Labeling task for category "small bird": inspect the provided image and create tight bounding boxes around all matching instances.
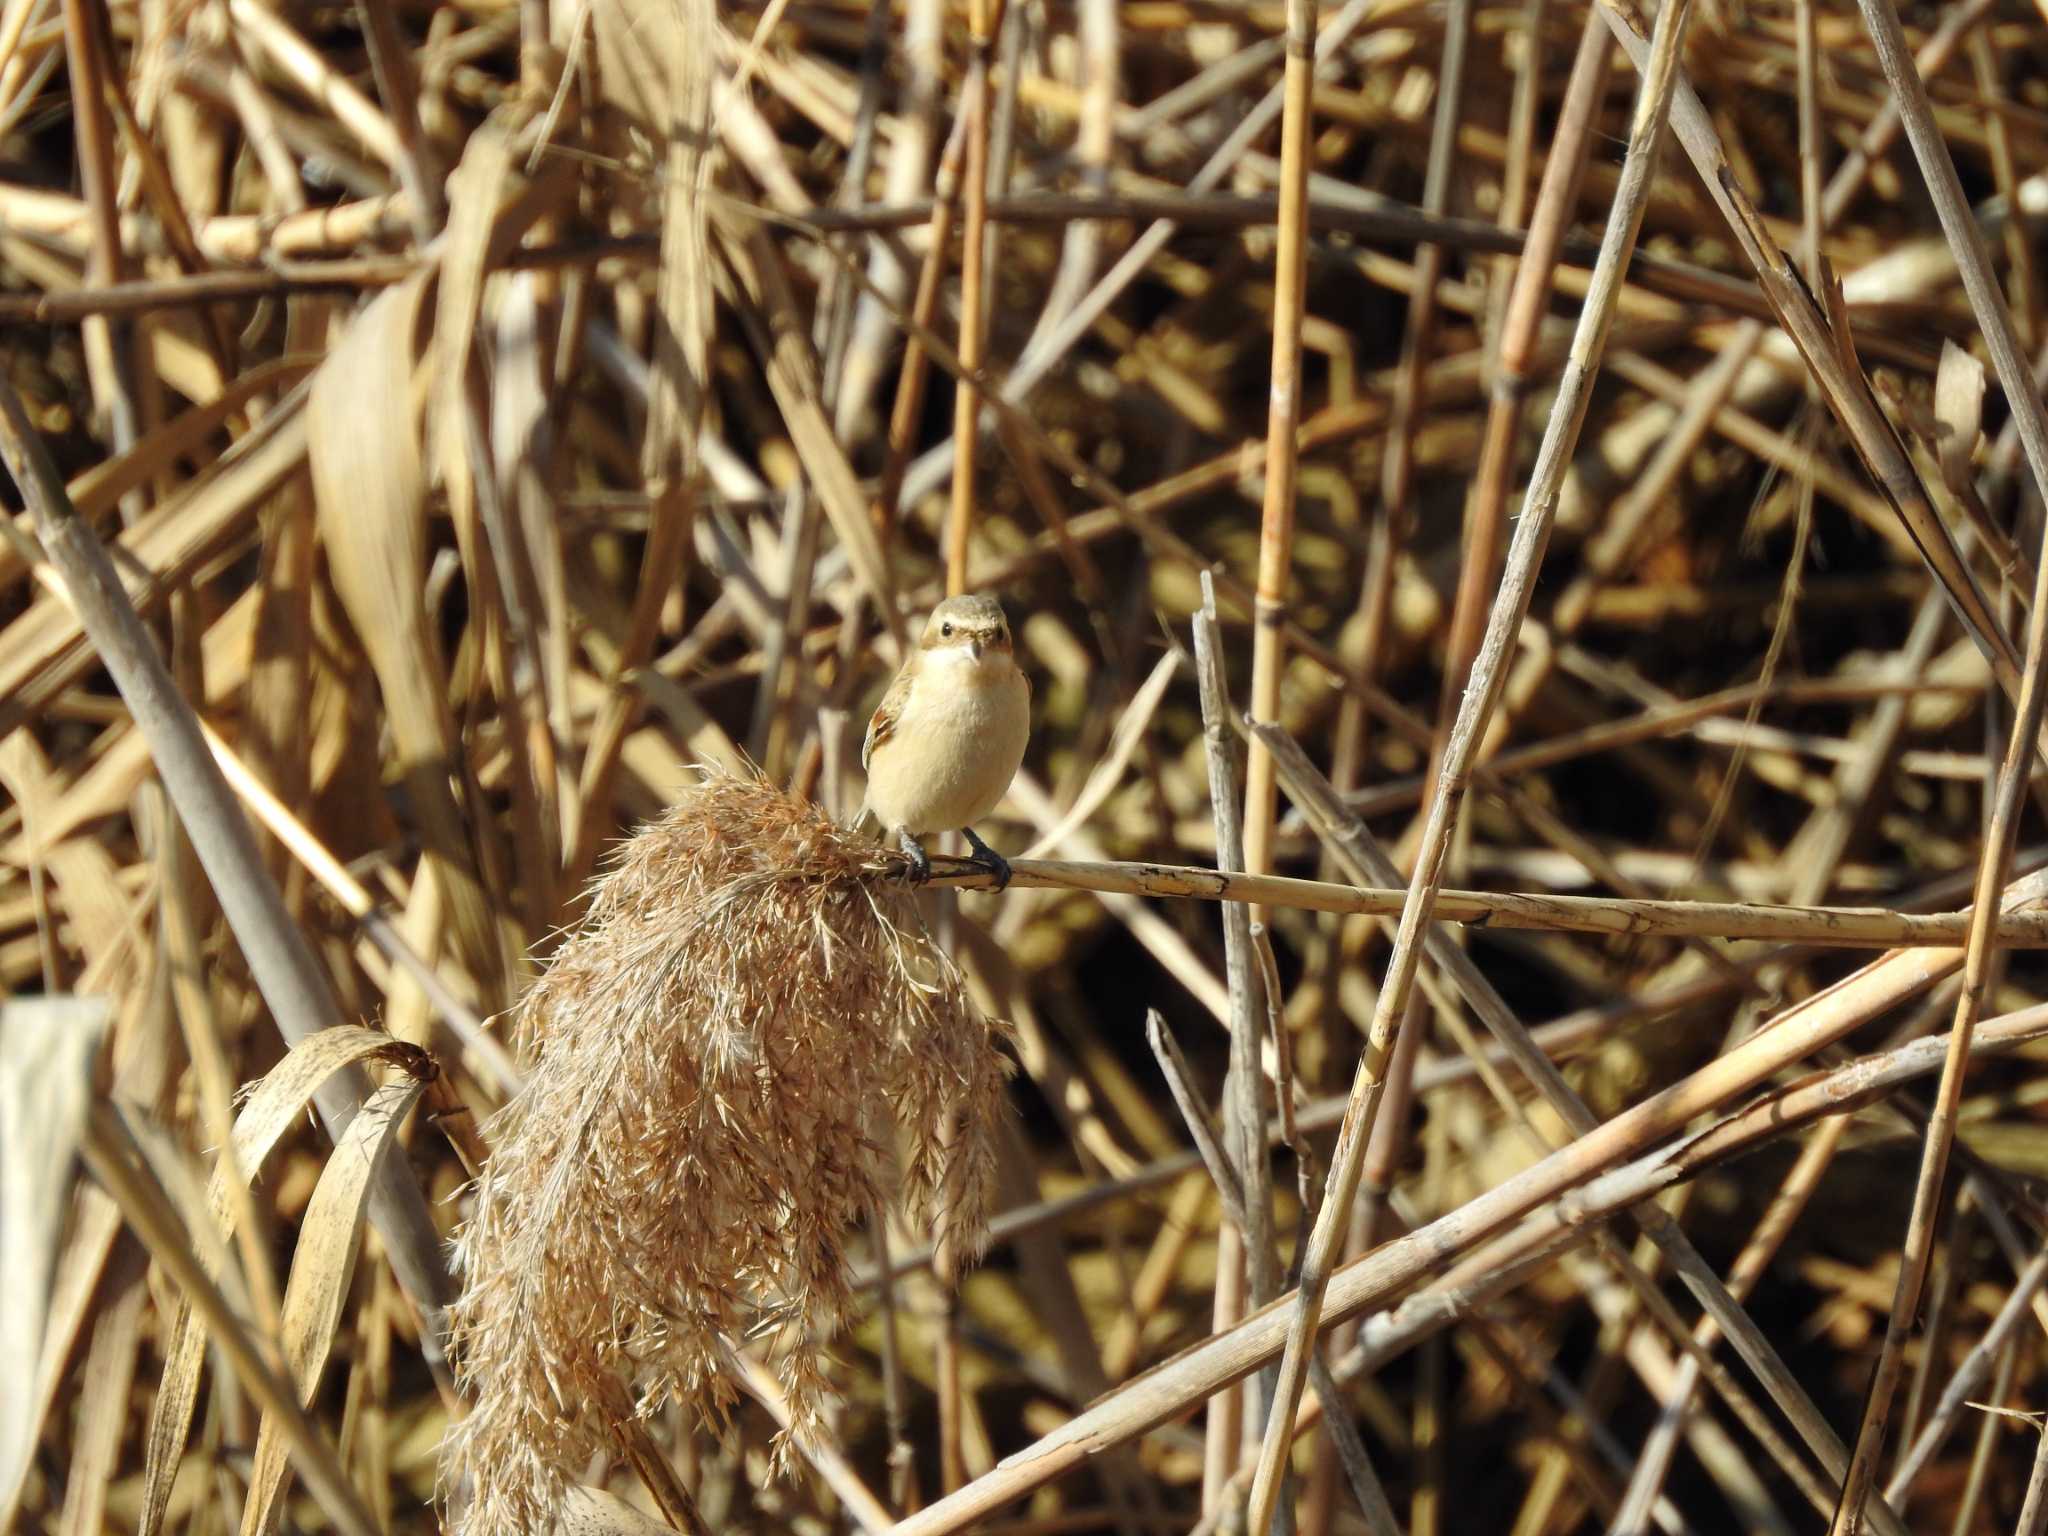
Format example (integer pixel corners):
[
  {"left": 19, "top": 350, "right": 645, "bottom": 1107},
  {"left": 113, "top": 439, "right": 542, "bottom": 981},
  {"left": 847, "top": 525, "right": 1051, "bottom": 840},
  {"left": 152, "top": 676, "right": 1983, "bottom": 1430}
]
[{"left": 859, "top": 593, "right": 1032, "bottom": 889}]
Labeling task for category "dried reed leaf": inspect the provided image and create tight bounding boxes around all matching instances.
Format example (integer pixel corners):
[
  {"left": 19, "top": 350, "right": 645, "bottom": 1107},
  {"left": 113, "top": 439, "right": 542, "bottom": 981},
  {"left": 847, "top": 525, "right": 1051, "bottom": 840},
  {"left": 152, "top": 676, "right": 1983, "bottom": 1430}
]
[
  {"left": 0, "top": 1186, "right": 120, "bottom": 1526},
  {"left": 639, "top": 0, "right": 712, "bottom": 499},
  {"left": 54, "top": 1242, "right": 145, "bottom": 1536},
  {"left": 719, "top": 224, "right": 900, "bottom": 635},
  {"left": 0, "top": 725, "right": 149, "bottom": 862},
  {"left": 0, "top": 997, "right": 109, "bottom": 1509},
  {"left": 0, "top": 359, "right": 305, "bottom": 597},
  {"left": 241, "top": 1074, "right": 428, "bottom": 1536},
  {"left": 440, "top": 770, "right": 1010, "bottom": 1534},
  {"left": 0, "top": 733, "right": 132, "bottom": 977},
  {"left": 586, "top": 0, "right": 671, "bottom": 131},
  {"left": 492, "top": 271, "right": 571, "bottom": 838},
  {"left": 138, "top": 1026, "right": 431, "bottom": 1536},
  {"left": 307, "top": 272, "right": 503, "bottom": 998}
]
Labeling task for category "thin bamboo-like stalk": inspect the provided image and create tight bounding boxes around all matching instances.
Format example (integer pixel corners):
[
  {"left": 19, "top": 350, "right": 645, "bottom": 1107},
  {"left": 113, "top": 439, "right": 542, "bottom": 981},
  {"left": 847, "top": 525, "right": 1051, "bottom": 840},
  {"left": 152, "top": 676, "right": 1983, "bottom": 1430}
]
[
  {"left": 1431, "top": 5, "right": 1609, "bottom": 780},
  {"left": 869, "top": 107, "right": 970, "bottom": 543},
  {"left": 1347, "top": 0, "right": 1472, "bottom": 788},
  {"left": 945, "top": 0, "right": 1000, "bottom": 597},
  {"left": 1246, "top": 9, "right": 1695, "bottom": 1516},
  {"left": 1239, "top": 0, "right": 1318, "bottom": 932},
  {"left": 921, "top": 853, "right": 2048, "bottom": 949},
  {"left": 61, "top": 0, "right": 139, "bottom": 493}
]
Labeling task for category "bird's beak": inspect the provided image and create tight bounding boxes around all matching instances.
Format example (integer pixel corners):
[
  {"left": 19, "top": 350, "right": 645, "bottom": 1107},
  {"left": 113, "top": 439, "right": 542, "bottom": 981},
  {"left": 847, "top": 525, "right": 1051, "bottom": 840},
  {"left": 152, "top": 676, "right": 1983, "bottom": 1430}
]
[{"left": 969, "top": 638, "right": 984, "bottom": 662}]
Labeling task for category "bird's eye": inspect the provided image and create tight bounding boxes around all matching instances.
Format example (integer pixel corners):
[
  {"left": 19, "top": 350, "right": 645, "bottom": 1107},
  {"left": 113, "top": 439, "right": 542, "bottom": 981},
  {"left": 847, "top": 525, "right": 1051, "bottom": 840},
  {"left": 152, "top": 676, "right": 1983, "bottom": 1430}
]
[{"left": 941, "top": 622, "right": 954, "bottom": 637}]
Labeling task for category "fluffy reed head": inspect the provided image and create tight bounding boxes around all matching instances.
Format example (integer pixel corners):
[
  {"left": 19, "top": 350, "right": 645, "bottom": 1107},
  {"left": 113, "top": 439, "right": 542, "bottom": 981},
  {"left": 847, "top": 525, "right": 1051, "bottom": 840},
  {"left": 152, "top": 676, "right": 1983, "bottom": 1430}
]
[{"left": 438, "top": 769, "right": 1011, "bottom": 1533}]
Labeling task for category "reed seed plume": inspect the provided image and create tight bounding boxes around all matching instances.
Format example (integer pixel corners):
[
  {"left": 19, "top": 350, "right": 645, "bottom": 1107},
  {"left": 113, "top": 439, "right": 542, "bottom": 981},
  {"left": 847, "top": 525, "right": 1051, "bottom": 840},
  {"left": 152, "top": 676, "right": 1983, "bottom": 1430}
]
[{"left": 439, "top": 769, "right": 1011, "bottom": 1533}]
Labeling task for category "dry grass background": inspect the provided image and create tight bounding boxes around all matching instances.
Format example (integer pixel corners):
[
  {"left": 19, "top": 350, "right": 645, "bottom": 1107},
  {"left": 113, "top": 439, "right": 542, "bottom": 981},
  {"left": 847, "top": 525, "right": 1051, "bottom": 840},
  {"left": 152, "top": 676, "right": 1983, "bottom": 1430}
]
[{"left": 7, "top": 0, "right": 2048, "bottom": 1532}]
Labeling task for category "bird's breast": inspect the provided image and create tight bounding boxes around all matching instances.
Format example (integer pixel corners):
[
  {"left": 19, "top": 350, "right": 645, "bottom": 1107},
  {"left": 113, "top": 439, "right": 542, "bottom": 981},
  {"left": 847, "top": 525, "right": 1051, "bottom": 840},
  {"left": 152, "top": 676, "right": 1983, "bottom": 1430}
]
[{"left": 866, "top": 660, "right": 1030, "bottom": 835}]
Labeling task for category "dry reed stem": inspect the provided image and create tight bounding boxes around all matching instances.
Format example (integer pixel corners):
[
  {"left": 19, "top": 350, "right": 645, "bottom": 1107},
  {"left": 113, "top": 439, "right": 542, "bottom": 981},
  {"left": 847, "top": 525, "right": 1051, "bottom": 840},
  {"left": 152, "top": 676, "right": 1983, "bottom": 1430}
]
[
  {"left": 1247, "top": 10, "right": 1699, "bottom": 1516},
  {"left": 1238, "top": 0, "right": 1317, "bottom": 928},
  {"left": 0, "top": 370, "right": 458, "bottom": 1365},
  {"left": 1192, "top": 576, "right": 1277, "bottom": 1513},
  {"left": 894, "top": 984, "right": 2048, "bottom": 1536},
  {"left": 15, "top": 4, "right": 2048, "bottom": 1530},
  {"left": 925, "top": 853, "right": 2048, "bottom": 948},
  {"left": 944, "top": 0, "right": 998, "bottom": 599},
  {"left": 1827, "top": 0, "right": 2048, "bottom": 1524},
  {"left": 440, "top": 770, "right": 1009, "bottom": 1533}
]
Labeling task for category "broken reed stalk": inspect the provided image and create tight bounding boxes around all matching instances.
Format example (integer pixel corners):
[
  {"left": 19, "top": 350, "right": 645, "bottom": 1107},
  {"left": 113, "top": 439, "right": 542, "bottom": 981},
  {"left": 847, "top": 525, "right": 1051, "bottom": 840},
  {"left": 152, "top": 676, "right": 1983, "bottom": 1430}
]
[
  {"left": 1243, "top": 1, "right": 1697, "bottom": 1521},
  {"left": 439, "top": 770, "right": 1009, "bottom": 1534},
  {"left": 1192, "top": 575, "right": 1280, "bottom": 1515},
  {"left": 1827, "top": 0, "right": 2048, "bottom": 1525}
]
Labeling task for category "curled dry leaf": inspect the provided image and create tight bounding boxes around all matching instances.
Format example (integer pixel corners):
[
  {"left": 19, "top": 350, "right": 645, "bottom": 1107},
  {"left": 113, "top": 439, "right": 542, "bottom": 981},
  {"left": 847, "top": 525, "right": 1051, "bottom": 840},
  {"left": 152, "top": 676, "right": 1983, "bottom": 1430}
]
[
  {"left": 138, "top": 1026, "right": 434, "bottom": 1536},
  {"left": 439, "top": 769, "right": 1011, "bottom": 1535},
  {"left": 240, "top": 1073, "right": 429, "bottom": 1536}
]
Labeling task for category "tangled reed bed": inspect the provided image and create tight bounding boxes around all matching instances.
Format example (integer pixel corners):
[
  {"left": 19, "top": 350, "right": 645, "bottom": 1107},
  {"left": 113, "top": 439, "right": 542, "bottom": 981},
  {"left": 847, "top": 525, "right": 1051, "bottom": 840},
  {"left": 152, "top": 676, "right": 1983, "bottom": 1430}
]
[
  {"left": 7, "top": 0, "right": 2048, "bottom": 1533},
  {"left": 442, "top": 772, "right": 1009, "bottom": 1534}
]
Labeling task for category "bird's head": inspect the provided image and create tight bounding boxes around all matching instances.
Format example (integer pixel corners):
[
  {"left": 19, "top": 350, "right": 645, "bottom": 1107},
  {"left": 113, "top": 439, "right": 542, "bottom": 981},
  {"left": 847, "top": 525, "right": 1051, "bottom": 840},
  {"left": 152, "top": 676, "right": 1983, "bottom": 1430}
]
[{"left": 919, "top": 593, "right": 1014, "bottom": 664}]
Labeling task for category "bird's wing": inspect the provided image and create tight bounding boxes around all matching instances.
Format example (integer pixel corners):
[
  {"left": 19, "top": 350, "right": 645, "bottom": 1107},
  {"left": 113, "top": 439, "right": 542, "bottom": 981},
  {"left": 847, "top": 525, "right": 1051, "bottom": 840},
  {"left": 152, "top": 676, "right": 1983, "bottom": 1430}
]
[{"left": 862, "top": 665, "right": 916, "bottom": 772}]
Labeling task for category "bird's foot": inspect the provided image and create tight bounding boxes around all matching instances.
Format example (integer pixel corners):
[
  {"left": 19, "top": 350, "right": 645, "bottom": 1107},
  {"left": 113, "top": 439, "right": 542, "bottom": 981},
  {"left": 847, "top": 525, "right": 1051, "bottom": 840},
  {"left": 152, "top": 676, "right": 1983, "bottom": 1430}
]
[
  {"left": 895, "top": 828, "right": 932, "bottom": 884},
  {"left": 962, "top": 827, "right": 1012, "bottom": 892}
]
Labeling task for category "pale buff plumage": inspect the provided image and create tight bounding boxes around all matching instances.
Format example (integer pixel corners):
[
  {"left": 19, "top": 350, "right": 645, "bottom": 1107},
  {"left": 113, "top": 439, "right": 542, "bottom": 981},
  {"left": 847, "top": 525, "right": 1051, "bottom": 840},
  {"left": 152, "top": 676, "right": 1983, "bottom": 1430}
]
[{"left": 859, "top": 593, "right": 1031, "bottom": 885}]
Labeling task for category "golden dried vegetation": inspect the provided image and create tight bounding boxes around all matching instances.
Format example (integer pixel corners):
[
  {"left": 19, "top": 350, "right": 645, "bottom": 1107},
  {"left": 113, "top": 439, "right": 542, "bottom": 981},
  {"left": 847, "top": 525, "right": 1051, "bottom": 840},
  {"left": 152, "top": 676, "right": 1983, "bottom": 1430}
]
[{"left": 6, "top": 0, "right": 2048, "bottom": 1534}]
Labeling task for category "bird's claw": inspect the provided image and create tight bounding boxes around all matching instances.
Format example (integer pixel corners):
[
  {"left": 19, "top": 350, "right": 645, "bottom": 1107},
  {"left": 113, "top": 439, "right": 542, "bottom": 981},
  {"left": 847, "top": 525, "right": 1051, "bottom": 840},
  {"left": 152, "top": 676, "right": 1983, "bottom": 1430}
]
[
  {"left": 895, "top": 829, "right": 932, "bottom": 884},
  {"left": 963, "top": 828, "right": 1012, "bottom": 892}
]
